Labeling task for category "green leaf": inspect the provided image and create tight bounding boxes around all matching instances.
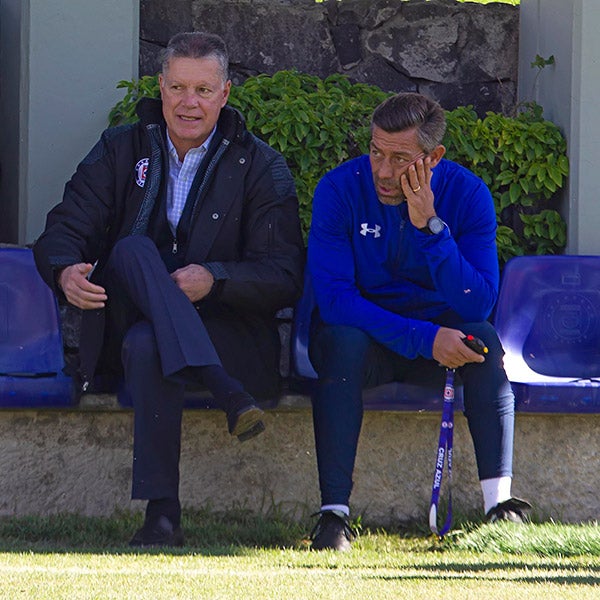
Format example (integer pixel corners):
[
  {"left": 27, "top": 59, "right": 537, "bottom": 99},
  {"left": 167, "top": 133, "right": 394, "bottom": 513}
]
[{"left": 509, "top": 182, "right": 521, "bottom": 204}]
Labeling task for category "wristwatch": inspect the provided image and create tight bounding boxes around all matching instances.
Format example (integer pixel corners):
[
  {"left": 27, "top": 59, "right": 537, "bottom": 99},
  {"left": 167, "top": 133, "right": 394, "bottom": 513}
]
[{"left": 420, "top": 216, "right": 446, "bottom": 235}]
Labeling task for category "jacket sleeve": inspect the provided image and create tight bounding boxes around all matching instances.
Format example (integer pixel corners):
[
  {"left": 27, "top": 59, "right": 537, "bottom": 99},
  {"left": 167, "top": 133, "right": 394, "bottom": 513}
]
[
  {"left": 33, "top": 129, "right": 120, "bottom": 293},
  {"left": 203, "top": 150, "right": 305, "bottom": 314},
  {"left": 415, "top": 179, "right": 499, "bottom": 322},
  {"left": 308, "top": 175, "right": 439, "bottom": 360}
]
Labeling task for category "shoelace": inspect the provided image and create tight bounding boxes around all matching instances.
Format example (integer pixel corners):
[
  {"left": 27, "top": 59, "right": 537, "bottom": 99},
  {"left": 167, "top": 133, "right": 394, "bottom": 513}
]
[{"left": 309, "top": 510, "right": 356, "bottom": 541}]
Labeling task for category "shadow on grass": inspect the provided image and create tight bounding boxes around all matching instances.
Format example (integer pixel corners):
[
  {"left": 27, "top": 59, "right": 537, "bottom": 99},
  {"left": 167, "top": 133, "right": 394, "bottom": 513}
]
[
  {"left": 0, "top": 505, "right": 448, "bottom": 556},
  {"left": 0, "top": 509, "right": 449, "bottom": 556},
  {"left": 366, "top": 570, "right": 600, "bottom": 586},
  {"left": 2, "top": 510, "right": 599, "bottom": 565},
  {"left": 0, "top": 509, "right": 313, "bottom": 555}
]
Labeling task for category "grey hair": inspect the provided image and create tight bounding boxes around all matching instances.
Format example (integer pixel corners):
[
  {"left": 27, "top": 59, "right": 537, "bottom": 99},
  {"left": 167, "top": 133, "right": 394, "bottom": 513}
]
[
  {"left": 159, "top": 31, "right": 229, "bottom": 82},
  {"left": 371, "top": 93, "right": 447, "bottom": 153}
]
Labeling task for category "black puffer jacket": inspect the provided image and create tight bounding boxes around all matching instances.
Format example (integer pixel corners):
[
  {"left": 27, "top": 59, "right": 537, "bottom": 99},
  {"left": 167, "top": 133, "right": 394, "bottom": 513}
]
[{"left": 34, "top": 98, "right": 305, "bottom": 398}]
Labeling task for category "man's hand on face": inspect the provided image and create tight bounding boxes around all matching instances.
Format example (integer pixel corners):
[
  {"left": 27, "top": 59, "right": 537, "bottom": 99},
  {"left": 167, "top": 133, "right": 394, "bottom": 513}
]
[
  {"left": 58, "top": 263, "right": 107, "bottom": 310},
  {"left": 170, "top": 264, "right": 215, "bottom": 303},
  {"left": 400, "top": 156, "right": 437, "bottom": 230},
  {"left": 432, "top": 327, "right": 486, "bottom": 370}
]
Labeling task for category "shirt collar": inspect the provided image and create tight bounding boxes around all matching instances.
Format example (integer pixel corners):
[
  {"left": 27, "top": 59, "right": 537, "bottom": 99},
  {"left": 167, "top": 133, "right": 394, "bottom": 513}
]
[{"left": 166, "top": 126, "right": 217, "bottom": 165}]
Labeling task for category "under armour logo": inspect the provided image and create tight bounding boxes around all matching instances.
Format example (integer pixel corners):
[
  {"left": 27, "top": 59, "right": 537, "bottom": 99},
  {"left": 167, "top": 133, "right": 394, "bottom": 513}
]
[{"left": 360, "top": 223, "right": 381, "bottom": 237}]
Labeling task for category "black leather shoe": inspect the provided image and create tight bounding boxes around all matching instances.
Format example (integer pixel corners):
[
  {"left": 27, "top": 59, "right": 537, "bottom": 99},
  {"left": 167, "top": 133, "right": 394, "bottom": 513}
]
[
  {"left": 486, "top": 497, "right": 532, "bottom": 523},
  {"left": 129, "top": 515, "right": 185, "bottom": 548},
  {"left": 226, "top": 392, "right": 265, "bottom": 442},
  {"left": 310, "top": 510, "right": 355, "bottom": 551}
]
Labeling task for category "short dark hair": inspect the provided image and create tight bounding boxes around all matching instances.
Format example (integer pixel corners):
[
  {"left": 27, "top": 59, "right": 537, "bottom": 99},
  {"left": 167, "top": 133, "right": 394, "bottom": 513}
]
[
  {"left": 371, "top": 93, "right": 447, "bottom": 153},
  {"left": 159, "top": 32, "right": 229, "bottom": 82}
]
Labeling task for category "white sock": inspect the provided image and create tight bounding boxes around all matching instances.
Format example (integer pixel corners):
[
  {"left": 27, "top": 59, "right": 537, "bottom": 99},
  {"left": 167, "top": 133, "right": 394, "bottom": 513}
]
[
  {"left": 321, "top": 504, "right": 350, "bottom": 516},
  {"left": 480, "top": 476, "right": 512, "bottom": 514}
]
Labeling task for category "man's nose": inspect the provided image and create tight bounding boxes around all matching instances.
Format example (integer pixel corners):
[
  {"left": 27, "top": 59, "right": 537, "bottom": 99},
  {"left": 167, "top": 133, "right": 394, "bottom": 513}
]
[
  {"left": 377, "top": 158, "right": 394, "bottom": 179},
  {"left": 181, "top": 90, "right": 199, "bottom": 106}
]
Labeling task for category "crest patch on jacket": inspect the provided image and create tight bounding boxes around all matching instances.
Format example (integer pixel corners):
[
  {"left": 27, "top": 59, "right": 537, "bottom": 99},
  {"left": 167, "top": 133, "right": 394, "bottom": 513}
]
[{"left": 135, "top": 158, "right": 149, "bottom": 188}]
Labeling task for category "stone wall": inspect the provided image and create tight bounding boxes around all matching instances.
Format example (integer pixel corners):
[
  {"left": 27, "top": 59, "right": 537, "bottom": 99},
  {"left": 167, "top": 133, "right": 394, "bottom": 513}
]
[{"left": 140, "top": 0, "right": 519, "bottom": 115}]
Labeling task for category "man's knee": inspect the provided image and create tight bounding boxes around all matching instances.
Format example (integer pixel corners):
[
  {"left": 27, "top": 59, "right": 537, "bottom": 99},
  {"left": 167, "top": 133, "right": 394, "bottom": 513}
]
[
  {"left": 461, "top": 321, "right": 504, "bottom": 357},
  {"left": 459, "top": 321, "right": 513, "bottom": 409},
  {"left": 108, "top": 235, "right": 156, "bottom": 271},
  {"left": 310, "top": 324, "right": 371, "bottom": 374}
]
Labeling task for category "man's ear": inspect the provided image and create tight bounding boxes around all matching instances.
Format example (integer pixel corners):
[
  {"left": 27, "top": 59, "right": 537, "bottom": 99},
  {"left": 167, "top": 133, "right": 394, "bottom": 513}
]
[
  {"left": 429, "top": 145, "right": 446, "bottom": 168},
  {"left": 221, "top": 80, "right": 232, "bottom": 107}
]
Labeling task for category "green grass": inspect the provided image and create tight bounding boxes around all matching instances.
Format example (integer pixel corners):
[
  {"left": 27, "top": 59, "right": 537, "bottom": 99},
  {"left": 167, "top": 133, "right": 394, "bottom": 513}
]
[{"left": 0, "top": 511, "right": 599, "bottom": 599}]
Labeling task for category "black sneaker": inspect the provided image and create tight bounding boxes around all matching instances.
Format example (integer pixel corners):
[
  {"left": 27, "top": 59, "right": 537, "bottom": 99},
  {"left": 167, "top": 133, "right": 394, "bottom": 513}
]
[
  {"left": 310, "top": 510, "right": 355, "bottom": 551},
  {"left": 129, "top": 515, "right": 185, "bottom": 548},
  {"left": 226, "top": 392, "right": 266, "bottom": 442},
  {"left": 485, "top": 497, "right": 532, "bottom": 523}
]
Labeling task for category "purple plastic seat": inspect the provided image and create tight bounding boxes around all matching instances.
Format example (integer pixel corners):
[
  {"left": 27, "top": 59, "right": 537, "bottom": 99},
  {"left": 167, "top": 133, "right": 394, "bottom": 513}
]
[
  {"left": 0, "top": 247, "right": 73, "bottom": 407},
  {"left": 290, "top": 270, "right": 464, "bottom": 411},
  {"left": 495, "top": 255, "right": 600, "bottom": 413}
]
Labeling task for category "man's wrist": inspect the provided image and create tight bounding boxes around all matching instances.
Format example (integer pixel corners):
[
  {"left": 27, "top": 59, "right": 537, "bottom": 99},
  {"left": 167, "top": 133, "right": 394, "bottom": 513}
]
[
  {"left": 201, "top": 261, "right": 229, "bottom": 281},
  {"left": 419, "top": 216, "right": 447, "bottom": 235},
  {"left": 54, "top": 267, "right": 65, "bottom": 291}
]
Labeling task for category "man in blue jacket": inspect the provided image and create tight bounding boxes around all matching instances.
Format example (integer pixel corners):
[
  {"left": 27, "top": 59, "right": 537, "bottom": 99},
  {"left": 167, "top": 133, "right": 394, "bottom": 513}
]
[
  {"left": 307, "top": 92, "right": 530, "bottom": 551},
  {"left": 34, "top": 32, "right": 304, "bottom": 547}
]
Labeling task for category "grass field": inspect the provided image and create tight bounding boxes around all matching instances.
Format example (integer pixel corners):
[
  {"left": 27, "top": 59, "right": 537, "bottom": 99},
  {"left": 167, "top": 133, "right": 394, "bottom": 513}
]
[{"left": 0, "top": 511, "right": 598, "bottom": 599}]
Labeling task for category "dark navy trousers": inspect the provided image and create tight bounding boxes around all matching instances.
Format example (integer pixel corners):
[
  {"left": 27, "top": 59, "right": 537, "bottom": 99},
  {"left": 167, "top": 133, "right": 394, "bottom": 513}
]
[
  {"left": 309, "top": 321, "right": 515, "bottom": 507},
  {"left": 104, "top": 236, "right": 222, "bottom": 501}
]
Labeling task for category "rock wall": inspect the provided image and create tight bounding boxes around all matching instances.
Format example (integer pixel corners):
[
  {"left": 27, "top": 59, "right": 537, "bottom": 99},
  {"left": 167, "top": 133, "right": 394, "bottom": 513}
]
[{"left": 140, "top": 0, "right": 519, "bottom": 115}]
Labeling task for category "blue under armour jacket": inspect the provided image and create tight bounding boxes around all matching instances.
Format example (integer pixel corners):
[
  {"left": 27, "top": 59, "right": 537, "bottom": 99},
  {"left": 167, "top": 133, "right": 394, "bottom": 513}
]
[{"left": 307, "top": 155, "right": 499, "bottom": 360}]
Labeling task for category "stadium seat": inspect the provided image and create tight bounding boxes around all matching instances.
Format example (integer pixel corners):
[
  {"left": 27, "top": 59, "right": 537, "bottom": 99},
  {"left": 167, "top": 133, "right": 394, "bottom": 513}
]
[
  {"left": 0, "top": 247, "right": 73, "bottom": 407},
  {"left": 495, "top": 255, "right": 600, "bottom": 413}
]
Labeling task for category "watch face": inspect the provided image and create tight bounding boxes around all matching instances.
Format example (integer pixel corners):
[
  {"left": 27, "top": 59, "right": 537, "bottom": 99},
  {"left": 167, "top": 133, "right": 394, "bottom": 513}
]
[{"left": 428, "top": 217, "right": 445, "bottom": 234}]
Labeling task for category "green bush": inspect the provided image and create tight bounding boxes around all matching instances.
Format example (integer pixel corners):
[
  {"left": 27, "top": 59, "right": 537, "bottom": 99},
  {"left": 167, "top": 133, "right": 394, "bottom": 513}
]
[
  {"left": 109, "top": 71, "right": 567, "bottom": 262},
  {"left": 444, "top": 104, "right": 568, "bottom": 262}
]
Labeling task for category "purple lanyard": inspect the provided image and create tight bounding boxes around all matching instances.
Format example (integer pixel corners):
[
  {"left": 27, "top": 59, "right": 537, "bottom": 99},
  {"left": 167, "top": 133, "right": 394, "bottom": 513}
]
[{"left": 429, "top": 368, "right": 455, "bottom": 537}]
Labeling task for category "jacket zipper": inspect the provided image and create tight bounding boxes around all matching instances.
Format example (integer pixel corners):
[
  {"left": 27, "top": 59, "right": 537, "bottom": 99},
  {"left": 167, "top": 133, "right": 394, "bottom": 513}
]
[
  {"left": 171, "top": 139, "right": 231, "bottom": 256},
  {"left": 396, "top": 207, "right": 406, "bottom": 273},
  {"left": 130, "top": 124, "right": 163, "bottom": 236},
  {"left": 190, "top": 139, "right": 231, "bottom": 223}
]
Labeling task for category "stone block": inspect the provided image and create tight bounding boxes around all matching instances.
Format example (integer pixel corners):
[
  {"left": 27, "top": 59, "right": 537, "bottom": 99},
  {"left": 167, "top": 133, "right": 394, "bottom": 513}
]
[
  {"left": 190, "top": 0, "right": 339, "bottom": 78},
  {"left": 421, "top": 79, "right": 517, "bottom": 117},
  {"left": 343, "top": 55, "right": 416, "bottom": 93},
  {"left": 140, "top": 0, "right": 193, "bottom": 44}
]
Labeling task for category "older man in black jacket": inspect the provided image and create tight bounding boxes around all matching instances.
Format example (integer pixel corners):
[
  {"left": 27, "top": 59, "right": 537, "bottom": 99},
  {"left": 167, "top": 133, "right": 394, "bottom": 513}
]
[{"left": 33, "top": 32, "right": 305, "bottom": 547}]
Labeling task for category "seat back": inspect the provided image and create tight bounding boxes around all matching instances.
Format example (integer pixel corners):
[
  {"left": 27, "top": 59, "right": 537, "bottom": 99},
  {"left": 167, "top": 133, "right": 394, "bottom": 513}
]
[
  {"left": 290, "top": 270, "right": 318, "bottom": 380},
  {"left": 0, "top": 247, "right": 72, "bottom": 406},
  {"left": 495, "top": 255, "right": 600, "bottom": 382}
]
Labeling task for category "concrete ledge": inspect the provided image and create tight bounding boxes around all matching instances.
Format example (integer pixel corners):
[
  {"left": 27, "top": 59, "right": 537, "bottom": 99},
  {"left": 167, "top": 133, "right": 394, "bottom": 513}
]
[{"left": 0, "top": 394, "right": 597, "bottom": 525}]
